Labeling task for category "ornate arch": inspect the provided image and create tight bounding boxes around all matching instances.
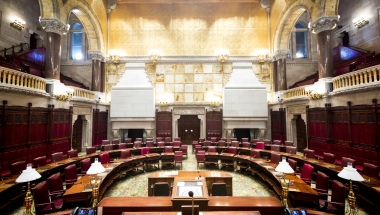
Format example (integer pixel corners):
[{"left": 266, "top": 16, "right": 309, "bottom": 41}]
[
  {"left": 38, "top": 0, "right": 59, "bottom": 18},
  {"left": 320, "top": 0, "right": 340, "bottom": 17}
]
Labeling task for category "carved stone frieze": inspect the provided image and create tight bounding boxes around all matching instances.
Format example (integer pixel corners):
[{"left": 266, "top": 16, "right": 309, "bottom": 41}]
[
  {"left": 106, "top": 63, "right": 126, "bottom": 93},
  {"left": 73, "top": 106, "right": 91, "bottom": 115},
  {"left": 88, "top": 51, "right": 106, "bottom": 61},
  {"left": 287, "top": 106, "right": 306, "bottom": 114},
  {"left": 173, "top": 108, "right": 205, "bottom": 115},
  {"left": 39, "top": 18, "right": 70, "bottom": 35},
  {"left": 271, "top": 49, "right": 290, "bottom": 60},
  {"left": 309, "top": 16, "right": 340, "bottom": 34}
]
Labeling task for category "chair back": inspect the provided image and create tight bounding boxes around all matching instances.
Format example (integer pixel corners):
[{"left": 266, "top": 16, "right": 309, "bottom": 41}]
[
  {"left": 288, "top": 159, "right": 297, "bottom": 172},
  {"left": 211, "top": 182, "right": 227, "bottom": 196},
  {"left": 141, "top": 147, "right": 150, "bottom": 155},
  {"left": 231, "top": 141, "right": 239, "bottom": 147},
  {"left": 303, "top": 149, "right": 315, "bottom": 158},
  {"left": 64, "top": 164, "right": 77, "bottom": 188},
  {"left": 263, "top": 139, "right": 271, "bottom": 145},
  {"left": 195, "top": 145, "right": 202, "bottom": 154},
  {"left": 156, "top": 137, "right": 164, "bottom": 142},
  {"left": 173, "top": 141, "right": 181, "bottom": 147},
  {"left": 103, "top": 144, "right": 113, "bottom": 151},
  {"left": 164, "top": 146, "right": 173, "bottom": 153},
  {"left": 250, "top": 149, "right": 261, "bottom": 158},
  {"left": 341, "top": 157, "right": 356, "bottom": 168},
  {"left": 315, "top": 171, "right": 329, "bottom": 193},
  {"left": 146, "top": 138, "right": 153, "bottom": 141},
  {"left": 284, "top": 141, "right": 294, "bottom": 146},
  {"left": 51, "top": 152, "right": 63, "bottom": 162},
  {"left": 102, "top": 140, "right": 110, "bottom": 145},
  {"left": 165, "top": 137, "right": 172, "bottom": 143},
  {"left": 136, "top": 138, "right": 143, "bottom": 142},
  {"left": 134, "top": 141, "right": 142, "bottom": 148},
  {"left": 157, "top": 141, "right": 165, "bottom": 147},
  {"left": 118, "top": 143, "right": 127, "bottom": 149},
  {"left": 270, "top": 153, "right": 281, "bottom": 164},
  {"left": 181, "top": 145, "right": 188, "bottom": 155},
  {"left": 33, "top": 156, "right": 47, "bottom": 168},
  {"left": 34, "top": 181, "right": 51, "bottom": 206},
  {"left": 11, "top": 161, "right": 26, "bottom": 175},
  {"left": 146, "top": 141, "right": 154, "bottom": 147},
  {"left": 67, "top": 149, "right": 78, "bottom": 158},
  {"left": 203, "top": 140, "right": 211, "bottom": 146},
  {"left": 273, "top": 140, "right": 281, "bottom": 145},
  {"left": 153, "top": 182, "right": 170, "bottom": 196},
  {"left": 363, "top": 162, "right": 379, "bottom": 178},
  {"left": 331, "top": 180, "right": 346, "bottom": 204},
  {"left": 196, "top": 153, "right": 205, "bottom": 162},
  {"left": 271, "top": 145, "right": 280, "bottom": 152},
  {"left": 112, "top": 139, "right": 120, "bottom": 145},
  {"left": 286, "top": 146, "right": 296, "bottom": 155},
  {"left": 198, "top": 138, "right": 205, "bottom": 142},
  {"left": 323, "top": 152, "right": 336, "bottom": 164},
  {"left": 86, "top": 147, "right": 96, "bottom": 155},
  {"left": 227, "top": 147, "right": 237, "bottom": 155},
  {"left": 211, "top": 137, "right": 217, "bottom": 142},
  {"left": 99, "top": 152, "right": 110, "bottom": 164},
  {"left": 242, "top": 142, "right": 250, "bottom": 148},
  {"left": 220, "top": 138, "right": 227, "bottom": 142},
  {"left": 241, "top": 138, "right": 249, "bottom": 142},
  {"left": 175, "top": 151, "right": 183, "bottom": 162},
  {"left": 208, "top": 146, "right": 216, "bottom": 152},
  {"left": 230, "top": 138, "right": 237, "bottom": 141},
  {"left": 301, "top": 163, "right": 314, "bottom": 180},
  {"left": 120, "top": 149, "right": 131, "bottom": 158},
  {"left": 218, "top": 140, "right": 226, "bottom": 147},
  {"left": 47, "top": 172, "right": 64, "bottom": 193},
  {"left": 174, "top": 137, "right": 181, "bottom": 141},
  {"left": 80, "top": 158, "right": 91, "bottom": 174},
  {"left": 124, "top": 138, "right": 132, "bottom": 143},
  {"left": 256, "top": 142, "right": 264, "bottom": 149}
]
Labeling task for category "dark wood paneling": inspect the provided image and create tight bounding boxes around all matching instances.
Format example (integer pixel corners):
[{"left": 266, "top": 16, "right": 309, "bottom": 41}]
[
  {"left": 206, "top": 110, "right": 222, "bottom": 140},
  {"left": 270, "top": 108, "right": 286, "bottom": 143},
  {"left": 178, "top": 115, "right": 200, "bottom": 145},
  {"left": 156, "top": 111, "right": 172, "bottom": 138}
]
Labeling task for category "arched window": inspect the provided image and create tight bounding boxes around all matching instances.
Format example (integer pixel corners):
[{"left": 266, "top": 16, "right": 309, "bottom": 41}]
[
  {"left": 290, "top": 19, "right": 310, "bottom": 59},
  {"left": 70, "top": 22, "right": 89, "bottom": 60}
]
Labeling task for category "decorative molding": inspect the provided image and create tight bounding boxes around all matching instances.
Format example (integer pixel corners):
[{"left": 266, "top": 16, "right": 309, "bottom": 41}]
[
  {"left": 283, "top": 96, "right": 310, "bottom": 102},
  {"left": 286, "top": 62, "right": 318, "bottom": 66},
  {"left": 173, "top": 108, "right": 205, "bottom": 115},
  {"left": 39, "top": 18, "right": 70, "bottom": 35},
  {"left": 73, "top": 106, "right": 91, "bottom": 115},
  {"left": 61, "top": 63, "right": 92, "bottom": 66},
  {"left": 88, "top": 50, "right": 106, "bottom": 61},
  {"left": 0, "top": 84, "right": 50, "bottom": 97},
  {"left": 108, "top": 56, "right": 270, "bottom": 64},
  {"left": 287, "top": 106, "right": 306, "bottom": 114},
  {"left": 271, "top": 49, "right": 290, "bottom": 60},
  {"left": 329, "top": 82, "right": 380, "bottom": 96},
  {"left": 309, "top": 16, "right": 340, "bottom": 34}
]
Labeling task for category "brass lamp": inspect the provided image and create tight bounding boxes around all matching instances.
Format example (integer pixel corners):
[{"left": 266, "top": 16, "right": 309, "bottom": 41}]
[
  {"left": 275, "top": 157, "right": 295, "bottom": 208},
  {"left": 86, "top": 158, "right": 106, "bottom": 207},
  {"left": 16, "top": 163, "right": 42, "bottom": 215},
  {"left": 338, "top": 162, "right": 364, "bottom": 215}
]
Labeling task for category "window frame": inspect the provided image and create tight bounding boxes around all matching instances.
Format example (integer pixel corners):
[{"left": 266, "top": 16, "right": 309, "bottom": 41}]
[
  {"left": 290, "top": 21, "right": 311, "bottom": 59},
  {"left": 67, "top": 21, "right": 90, "bottom": 61}
]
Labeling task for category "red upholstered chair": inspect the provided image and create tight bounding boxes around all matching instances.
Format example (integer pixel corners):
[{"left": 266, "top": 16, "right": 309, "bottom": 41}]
[
  {"left": 99, "top": 152, "right": 110, "bottom": 164},
  {"left": 198, "top": 138, "right": 205, "bottom": 143},
  {"left": 135, "top": 138, "right": 143, "bottom": 142},
  {"left": 33, "top": 156, "right": 47, "bottom": 168},
  {"left": 174, "top": 151, "right": 183, "bottom": 168},
  {"left": 51, "top": 152, "right": 63, "bottom": 162},
  {"left": 203, "top": 141, "right": 211, "bottom": 147},
  {"left": 157, "top": 141, "right": 165, "bottom": 147},
  {"left": 241, "top": 138, "right": 249, "bottom": 142},
  {"left": 208, "top": 146, "right": 216, "bottom": 153},
  {"left": 141, "top": 147, "right": 150, "bottom": 155},
  {"left": 34, "top": 181, "right": 63, "bottom": 214},
  {"left": 103, "top": 144, "right": 113, "bottom": 151},
  {"left": 153, "top": 182, "right": 170, "bottom": 196},
  {"left": 319, "top": 180, "right": 345, "bottom": 214},
  {"left": 146, "top": 141, "right": 154, "bottom": 148},
  {"left": 230, "top": 138, "right": 237, "bottom": 141},
  {"left": 211, "top": 137, "right": 217, "bottom": 143},
  {"left": 196, "top": 151, "right": 206, "bottom": 169},
  {"left": 195, "top": 145, "right": 203, "bottom": 154},
  {"left": 47, "top": 173, "right": 65, "bottom": 197},
  {"left": 270, "top": 153, "right": 281, "bottom": 164},
  {"left": 288, "top": 159, "right": 297, "bottom": 172},
  {"left": 341, "top": 157, "right": 356, "bottom": 168},
  {"left": 242, "top": 142, "right": 250, "bottom": 148},
  {"left": 67, "top": 149, "right": 78, "bottom": 158},
  {"left": 165, "top": 137, "right": 171, "bottom": 143},
  {"left": 64, "top": 164, "right": 78, "bottom": 189},
  {"left": 120, "top": 149, "right": 131, "bottom": 158},
  {"left": 250, "top": 149, "right": 261, "bottom": 158},
  {"left": 315, "top": 171, "right": 329, "bottom": 194},
  {"left": 80, "top": 158, "right": 91, "bottom": 174},
  {"left": 211, "top": 182, "right": 227, "bottom": 196},
  {"left": 363, "top": 162, "right": 379, "bottom": 178},
  {"left": 118, "top": 143, "right": 127, "bottom": 149},
  {"left": 174, "top": 137, "right": 181, "bottom": 141},
  {"left": 181, "top": 145, "right": 188, "bottom": 157},
  {"left": 124, "top": 138, "right": 132, "bottom": 143},
  {"left": 173, "top": 141, "right": 181, "bottom": 147},
  {"left": 298, "top": 163, "right": 314, "bottom": 184},
  {"left": 134, "top": 141, "right": 142, "bottom": 148},
  {"left": 263, "top": 139, "right": 271, "bottom": 145},
  {"left": 286, "top": 146, "right": 296, "bottom": 155},
  {"left": 86, "top": 147, "right": 96, "bottom": 155},
  {"left": 11, "top": 161, "right": 26, "bottom": 175},
  {"left": 146, "top": 138, "right": 153, "bottom": 141},
  {"left": 303, "top": 149, "right": 315, "bottom": 159},
  {"left": 164, "top": 146, "right": 173, "bottom": 153},
  {"left": 102, "top": 140, "right": 110, "bottom": 145},
  {"left": 256, "top": 142, "right": 264, "bottom": 150},
  {"left": 273, "top": 140, "right": 281, "bottom": 145},
  {"left": 285, "top": 141, "right": 294, "bottom": 146},
  {"left": 156, "top": 137, "right": 164, "bottom": 142},
  {"left": 192, "top": 141, "right": 199, "bottom": 153},
  {"left": 231, "top": 141, "right": 239, "bottom": 148},
  {"left": 227, "top": 147, "right": 237, "bottom": 155},
  {"left": 218, "top": 140, "right": 226, "bottom": 147},
  {"left": 220, "top": 138, "right": 227, "bottom": 142},
  {"left": 323, "top": 153, "right": 336, "bottom": 164},
  {"left": 271, "top": 145, "right": 280, "bottom": 152}
]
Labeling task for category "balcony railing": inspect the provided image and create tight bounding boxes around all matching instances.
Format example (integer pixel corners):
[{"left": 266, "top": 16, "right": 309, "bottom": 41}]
[
  {"left": 69, "top": 86, "right": 95, "bottom": 100},
  {"left": 0, "top": 66, "right": 46, "bottom": 91},
  {"left": 332, "top": 65, "right": 380, "bottom": 90},
  {"left": 284, "top": 85, "right": 310, "bottom": 99}
]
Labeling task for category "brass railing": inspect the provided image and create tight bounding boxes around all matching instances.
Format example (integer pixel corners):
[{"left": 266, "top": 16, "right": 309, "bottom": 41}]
[
  {"left": 332, "top": 65, "right": 380, "bottom": 90},
  {"left": 284, "top": 85, "right": 310, "bottom": 99},
  {"left": 69, "top": 86, "right": 95, "bottom": 100},
  {"left": 0, "top": 66, "right": 46, "bottom": 91}
]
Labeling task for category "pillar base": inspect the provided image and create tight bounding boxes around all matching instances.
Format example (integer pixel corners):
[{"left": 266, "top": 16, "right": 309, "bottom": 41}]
[{"left": 305, "top": 77, "right": 333, "bottom": 95}]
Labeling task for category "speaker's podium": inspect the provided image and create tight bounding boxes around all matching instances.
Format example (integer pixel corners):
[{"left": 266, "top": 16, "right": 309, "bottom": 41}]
[{"left": 171, "top": 177, "right": 209, "bottom": 211}]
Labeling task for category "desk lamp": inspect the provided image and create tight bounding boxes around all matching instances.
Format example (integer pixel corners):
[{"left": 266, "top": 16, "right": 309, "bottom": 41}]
[
  {"left": 337, "top": 162, "right": 364, "bottom": 215},
  {"left": 16, "top": 163, "right": 42, "bottom": 215},
  {"left": 87, "top": 158, "right": 106, "bottom": 207},
  {"left": 275, "top": 157, "right": 294, "bottom": 207}
]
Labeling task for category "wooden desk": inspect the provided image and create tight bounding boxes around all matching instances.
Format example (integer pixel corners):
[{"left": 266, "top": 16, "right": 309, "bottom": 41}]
[
  {"left": 161, "top": 152, "right": 175, "bottom": 167},
  {"left": 205, "top": 152, "right": 219, "bottom": 166},
  {"left": 148, "top": 171, "right": 233, "bottom": 196},
  {"left": 219, "top": 153, "right": 235, "bottom": 168},
  {"left": 171, "top": 178, "right": 209, "bottom": 211}
]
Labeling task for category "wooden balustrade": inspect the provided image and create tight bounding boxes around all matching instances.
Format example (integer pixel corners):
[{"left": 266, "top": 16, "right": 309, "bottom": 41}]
[
  {"left": 69, "top": 86, "right": 95, "bottom": 100},
  {"left": 332, "top": 65, "right": 380, "bottom": 90},
  {"left": 0, "top": 66, "right": 46, "bottom": 91},
  {"left": 283, "top": 85, "right": 310, "bottom": 99}
]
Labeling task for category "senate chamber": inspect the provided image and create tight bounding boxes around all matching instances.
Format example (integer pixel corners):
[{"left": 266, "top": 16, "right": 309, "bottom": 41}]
[{"left": 0, "top": 0, "right": 380, "bottom": 215}]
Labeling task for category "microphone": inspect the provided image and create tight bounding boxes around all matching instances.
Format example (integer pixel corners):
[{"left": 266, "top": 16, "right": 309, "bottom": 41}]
[{"left": 189, "top": 191, "right": 194, "bottom": 215}]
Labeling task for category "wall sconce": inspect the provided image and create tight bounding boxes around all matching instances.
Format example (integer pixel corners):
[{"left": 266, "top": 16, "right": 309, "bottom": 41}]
[
  {"left": 216, "top": 49, "right": 229, "bottom": 63},
  {"left": 353, "top": 17, "right": 369, "bottom": 28},
  {"left": 210, "top": 101, "right": 220, "bottom": 110},
  {"left": 10, "top": 16, "right": 26, "bottom": 30},
  {"left": 148, "top": 49, "right": 162, "bottom": 65}
]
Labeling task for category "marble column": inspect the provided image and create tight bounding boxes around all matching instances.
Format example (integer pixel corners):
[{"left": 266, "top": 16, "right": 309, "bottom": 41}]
[
  {"left": 39, "top": 18, "right": 69, "bottom": 80},
  {"left": 101, "top": 62, "right": 106, "bottom": 93},
  {"left": 271, "top": 49, "right": 290, "bottom": 95}
]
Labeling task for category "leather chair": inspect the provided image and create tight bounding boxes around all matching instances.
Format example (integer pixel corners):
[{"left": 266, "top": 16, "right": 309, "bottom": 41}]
[
  {"left": 220, "top": 138, "right": 227, "bottom": 142},
  {"left": 174, "top": 151, "right": 183, "bottom": 168},
  {"left": 250, "top": 149, "right": 261, "bottom": 158},
  {"left": 242, "top": 142, "right": 250, "bottom": 148},
  {"left": 195, "top": 145, "right": 203, "bottom": 154},
  {"left": 241, "top": 138, "right": 249, "bottom": 142},
  {"left": 323, "top": 152, "right": 336, "bottom": 164},
  {"left": 319, "top": 180, "right": 345, "bottom": 214},
  {"left": 230, "top": 138, "right": 237, "bottom": 141},
  {"left": 136, "top": 138, "right": 143, "bottom": 142},
  {"left": 121, "top": 149, "right": 131, "bottom": 158},
  {"left": 103, "top": 144, "right": 113, "bottom": 151},
  {"left": 288, "top": 159, "right": 297, "bottom": 172},
  {"left": 263, "top": 139, "right": 271, "bottom": 145},
  {"left": 51, "top": 152, "right": 63, "bottom": 162},
  {"left": 174, "top": 137, "right": 181, "bottom": 141},
  {"left": 157, "top": 141, "right": 165, "bottom": 147},
  {"left": 146, "top": 138, "right": 153, "bottom": 141},
  {"left": 196, "top": 152, "right": 206, "bottom": 169},
  {"left": 273, "top": 140, "right": 281, "bottom": 145},
  {"left": 303, "top": 149, "right": 315, "bottom": 158},
  {"left": 112, "top": 139, "right": 120, "bottom": 145},
  {"left": 102, "top": 140, "right": 110, "bottom": 145},
  {"left": 153, "top": 182, "right": 170, "bottom": 196},
  {"left": 47, "top": 173, "right": 65, "bottom": 197},
  {"left": 34, "top": 181, "right": 63, "bottom": 214},
  {"left": 192, "top": 141, "right": 199, "bottom": 153},
  {"left": 286, "top": 146, "right": 296, "bottom": 155},
  {"left": 271, "top": 145, "right": 280, "bottom": 152},
  {"left": 165, "top": 137, "right": 171, "bottom": 143},
  {"left": 64, "top": 164, "right": 78, "bottom": 189},
  {"left": 141, "top": 147, "right": 150, "bottom": 155},
  {"left": 33, "top": 156, "right": 47, "bottom": 168},
  {"left": 181, "top": 145, "right": 188, "bottom": 157},
  {"left": 156, "top": 137, "right": 164, "bottom": 142},
  {"left": 285, "top": 141, "right": 294, "bottom": 146},
  {"left": 99, "top": 152, "right": 110, "bottom": 164},
  {"left": 341, "top": 157, "right": 356, "bottom": 168},
  {"left": 270, "top": 153, "right": 281, "bottom": 164},
  {"left": 118, "top": 143, "right": 127, "bottom": 149},
  {"left": 198, "top": 138, "right": 205, "bottom": 143},
  {"left": 146, "top": 141, "right": 154, "bottom": 148},
  {"left": 227, "top": 147, "right": 237, "bottom": 155},
  {"left": 164, "top": 146, "right": 173, "bottom": 153},
  {"left": 124, "top": 138, "right": 132, "bottom": 143},
  {"left": 208, "top": 146, "right": 216, "bottom": 153},
  {"left": 218, "top": 140, "right": 226, "bottom": 147},
  {"left": 363, "top": 162, "right": 379, "bottom": 178},
  {"left": 86, "top": 147, "right": 96, "bottom": 155},
  {"left": 67, "top": 149, "right": 78, "bottom": 158},
  {"left": 203, "top": 140, "right": 211, "bottom": 147},
  {"left": 315, "top": 171, "right": 329, "bottom": 194},
  {"left": 80, "top": 158, "right": 91, "bottom": 174},
  {"left": 173, "top": 141, "right": 181, "bottom": 147},
  {"left": 298, "top": 163, "right": 314, "bottom": 184},
  {"left": 256, "top": 142, "right": 264, "bottom": 150},
  {"left": 211, "top": 137, "right": 217, "bottom": 143},
  {"left": 11, "top": 161, "right": 26, "bottom": 175},
  {"left": 211, "top": 182, "right": 227, "bottom": 196},
  {"left": 231, "top": 141, "right": 239, "bottom": 148},
  {"left": 134, "top": 141, "right": 142, "bottom": 148}
]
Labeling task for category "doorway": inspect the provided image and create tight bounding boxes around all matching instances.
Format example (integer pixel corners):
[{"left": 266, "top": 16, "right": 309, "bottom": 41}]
[
  {"left": 234, "top": 129, "right": 251, "bottom": 142},
  {"left": 178, "top": 115, "right": 200, "bottom": 145},
  {"left": 72, "top": 115, "right": 83, "bottom": 152},
  {"left": 296, "top": 115, "right": 307, "bottom": 152},
  {"left": 127, "top": 129, "right": 144, "bottom": 142}
]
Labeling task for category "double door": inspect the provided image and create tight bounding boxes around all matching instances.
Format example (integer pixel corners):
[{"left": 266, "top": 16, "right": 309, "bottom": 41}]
[{"left": 178, "top": 115, "right": 200, "bottom": 145}]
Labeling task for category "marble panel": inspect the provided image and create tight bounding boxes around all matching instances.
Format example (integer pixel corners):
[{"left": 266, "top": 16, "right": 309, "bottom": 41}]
[
  {"left": 214, "top": 74, "right": 223, "bottom": 83},
  {"left": 185, "top": 65, "right": 193, "bottom": 73},
  {"left": 156, "top": 83, "right": 165, "bottom": 92},
  {"left": 164, "top": 64, "right": 176, "bottom": 73},
  {"left": 156, "top": 74, "right": 165, "bottom": 82},
  {"left": 184, "top": 74, "right": 194, "bottom": 82},
  {"left": 204, "top": 74, "right": 213, "bottom": 83},
  {"left": 214, "top": 84, "right": 223, "bottom": 93},
  {"left": 204, "top": 64, "right": 213, "bottom": 73},
  {"left": 193, "top": 93, "right": 204, "bottom": 102},
  {"left": 156, "top": 65, "right": 165, "bottom": 74},
  {"left": 175, "top": 74, "right": 184, "bottom": 82},
  {"left": 165, "top": 74, "right": 174, "bottom": 83},
  {"left": 165, "top": 84, "right": 175, "bottom": 92},
  {"left": 203, "top": 83, "right": 213, "bottom": 92},
  {"left": 175, "top": 84, "right": 184, "bottom": 92},
  {"left": 194, "top": 84, "right": 203, "bottom": 92},
  {"left": 185, "top": 93, "right": 193, "bottom": 102},
  {"left": 185, "top": 84, "right": 193, "bottom": 92},
  {"left": 176, "top": 64, "right": 185, "bottom": 73},
  {"left": 194, "top": 74, "right": 203, "bottom": 83},
  {"left": 174, "top": 93, "right": 185, "bottom": 102},
  {"left": 194, "top": 64, "right": 203, "bottom": 73}
]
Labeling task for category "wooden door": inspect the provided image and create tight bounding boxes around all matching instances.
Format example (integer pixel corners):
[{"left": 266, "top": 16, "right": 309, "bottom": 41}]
[
  {"left": 72, "top": 116, "right": 83, "bottom": 152},
  {"left": 296, "top": 115, "right": 307, "bottom": 152},
  {"left": 178, "top": 115, "right": 200, "bottom": 145}
]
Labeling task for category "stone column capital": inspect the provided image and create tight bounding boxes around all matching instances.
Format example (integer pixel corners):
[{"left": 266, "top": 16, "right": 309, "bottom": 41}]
[
  {"left": 39, "top": 18, "right": 70, "bottom": 35},
  {"left": 309, "top": 16, "right": 340, "bottom": 34},
  {"left": 88, "top": 50, "right": 106, "bottom": 61},
  {"left": 271, "top": 49, "right": 290, "bottom": 61}
]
